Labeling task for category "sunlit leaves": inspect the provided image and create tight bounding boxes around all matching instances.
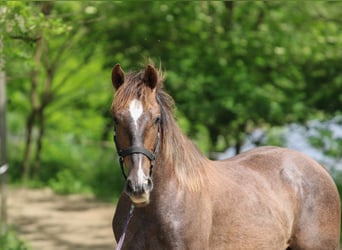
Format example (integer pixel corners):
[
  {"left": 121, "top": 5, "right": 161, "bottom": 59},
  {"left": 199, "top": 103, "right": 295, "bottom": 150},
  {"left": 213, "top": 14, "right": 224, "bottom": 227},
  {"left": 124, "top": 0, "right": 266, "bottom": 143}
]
[{"left": 4, "top": 1, "right": 342, "bottom": 192}]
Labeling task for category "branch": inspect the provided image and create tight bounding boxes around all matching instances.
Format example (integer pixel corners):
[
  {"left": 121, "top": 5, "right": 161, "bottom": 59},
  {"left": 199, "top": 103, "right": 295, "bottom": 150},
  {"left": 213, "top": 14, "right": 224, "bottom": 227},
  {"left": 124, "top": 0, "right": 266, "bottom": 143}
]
[
  {"left": 224, "top": 1, "right": 234, "bottom": 32},
  {"left": 254, "top": 2, "right": 267, "bottom": 30},
  {"left": 312, "top": 3, "right": 342, "bottom": 24},
  {"left": 10, "top": 35, "right": 41, "bottom": 43}
]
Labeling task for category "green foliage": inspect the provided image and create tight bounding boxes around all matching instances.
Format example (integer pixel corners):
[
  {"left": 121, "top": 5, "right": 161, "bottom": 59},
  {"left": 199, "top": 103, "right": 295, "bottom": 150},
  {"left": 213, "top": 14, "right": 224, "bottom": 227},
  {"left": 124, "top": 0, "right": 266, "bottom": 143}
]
[
  {"left": 308, "top": 129, "right": 339, "bottom": 156},
  {"left": 263, "top": 127, "right": 286, "bottom": 147},
  {"left": 1, "top": 1, "right": 342, "bottom": 201},
  {"left": 48, "top": 169, "right": 87, "bottom": 194},
  {"left": 88, "top": 152, "right": 125, "bottom": 202},
  {"left": 0, "top": 228, "right": 31, "bottom": 250},
  {"left": 99, "top": 1, "right": 342, "bottom": 151}
]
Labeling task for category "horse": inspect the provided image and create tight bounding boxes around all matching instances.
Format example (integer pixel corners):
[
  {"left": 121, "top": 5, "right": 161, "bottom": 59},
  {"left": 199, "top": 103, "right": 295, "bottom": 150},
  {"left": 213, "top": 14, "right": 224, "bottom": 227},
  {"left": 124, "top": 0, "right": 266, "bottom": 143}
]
[{"left": 110, "top": 63, "right": 341, "bottom": 249}]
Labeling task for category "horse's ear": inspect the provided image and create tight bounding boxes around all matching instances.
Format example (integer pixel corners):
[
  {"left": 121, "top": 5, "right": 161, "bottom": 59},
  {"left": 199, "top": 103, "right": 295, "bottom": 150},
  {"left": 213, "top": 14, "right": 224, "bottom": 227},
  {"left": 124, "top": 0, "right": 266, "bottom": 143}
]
[
  {"left": 143, "top": 64, "right": 158, "bottom": 90},
  {"left": 112, "top": 64, "right": 125, "bottom": 90}
]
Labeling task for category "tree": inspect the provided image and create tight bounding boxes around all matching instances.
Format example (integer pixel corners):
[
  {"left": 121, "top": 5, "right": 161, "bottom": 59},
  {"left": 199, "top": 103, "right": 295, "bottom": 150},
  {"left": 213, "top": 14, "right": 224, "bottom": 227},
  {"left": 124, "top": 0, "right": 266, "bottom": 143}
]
[
  {"left": 100, "top": 1, "right": 342, "bottom": 154},
  {"left": 2, "top": 1, "right": 342, "bottom": 197},
  {"left": 2, "top": 1, "right": 107, "bottom": 181},
  {"left": 0, "top": 37, "right": 7, "bottom": 235}
]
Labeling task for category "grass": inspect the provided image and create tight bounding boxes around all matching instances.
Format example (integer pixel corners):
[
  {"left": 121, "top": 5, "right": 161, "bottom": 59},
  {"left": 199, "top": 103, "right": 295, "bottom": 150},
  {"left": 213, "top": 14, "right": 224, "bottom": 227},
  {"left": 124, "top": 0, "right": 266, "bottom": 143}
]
[{"left": 0, "top": 227, "right": 31, "bottom": 250}]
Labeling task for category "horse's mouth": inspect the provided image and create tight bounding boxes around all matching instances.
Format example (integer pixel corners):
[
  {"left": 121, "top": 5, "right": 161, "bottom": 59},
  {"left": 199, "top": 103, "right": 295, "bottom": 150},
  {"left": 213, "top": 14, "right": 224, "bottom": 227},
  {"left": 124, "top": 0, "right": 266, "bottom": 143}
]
[{"left": 128, "top": 192, "right": 150, "bottom": 207}]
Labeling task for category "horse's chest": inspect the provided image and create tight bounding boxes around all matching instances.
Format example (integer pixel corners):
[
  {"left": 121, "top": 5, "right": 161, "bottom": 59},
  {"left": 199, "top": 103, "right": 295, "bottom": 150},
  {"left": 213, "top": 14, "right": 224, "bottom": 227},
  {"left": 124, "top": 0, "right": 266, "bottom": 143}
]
[
  {"left": 125, "top": 213, "right": 209, "bottom": 249},
  {"left": 124, "top": 223, "right": 181, "bottom": 249}
]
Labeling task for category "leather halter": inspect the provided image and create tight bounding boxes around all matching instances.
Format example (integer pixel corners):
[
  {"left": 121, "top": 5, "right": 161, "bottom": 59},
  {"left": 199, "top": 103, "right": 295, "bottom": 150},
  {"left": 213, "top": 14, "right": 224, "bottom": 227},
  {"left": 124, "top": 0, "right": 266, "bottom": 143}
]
[{"left": 113, "top": 124, "right": 161, "bottom": 179}]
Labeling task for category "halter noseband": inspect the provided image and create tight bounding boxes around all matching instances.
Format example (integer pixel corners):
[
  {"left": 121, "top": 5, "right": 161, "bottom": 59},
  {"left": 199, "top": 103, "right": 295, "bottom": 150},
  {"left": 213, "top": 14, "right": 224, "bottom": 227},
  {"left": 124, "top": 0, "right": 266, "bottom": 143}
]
[{"left": 113, "top": 124, "right": 161, "bottom": 179}]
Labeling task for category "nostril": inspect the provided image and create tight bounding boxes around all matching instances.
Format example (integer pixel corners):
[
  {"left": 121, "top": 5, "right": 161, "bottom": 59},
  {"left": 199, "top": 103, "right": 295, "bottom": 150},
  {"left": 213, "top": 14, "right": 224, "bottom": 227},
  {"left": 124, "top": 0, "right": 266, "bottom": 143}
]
[
  {"left": 145, "top": 177, "right": 153, "bottom": 192},
  {"left": 125, "top": 179, "right": 134, "bottom": 194},
  {"left": 125, "top": 177, "right": 153, "bottom": 196}
]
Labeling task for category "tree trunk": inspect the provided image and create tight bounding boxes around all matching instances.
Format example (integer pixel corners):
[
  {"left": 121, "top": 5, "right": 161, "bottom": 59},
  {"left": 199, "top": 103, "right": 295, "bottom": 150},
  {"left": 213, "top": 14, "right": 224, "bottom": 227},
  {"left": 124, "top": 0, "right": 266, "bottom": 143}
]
[
  {"left": 30, "top": 2, "right": 54, "bottom": 179},
  {"left": 22, "top": 37, "right": 43, "bottom": 181},
  {"left": 234, "top": 124, "right": 247, "bottom": 155},
  {"left": 22, "top": 108, "right": 37, "bottom": 181},
  {"left": 234, "top": 136, "right": 242, "bottom": 155},
  {"left": 33, "top": 67, "right": 53, "bottom": 178},
  {"left": 33, "top": 107, "right": 44, "bottom": 179},
  {"left": 0, "top": 37, "right": 7, "bottom": 235},
  {"left": 224, "top": 1, "right": 234, "bottom": 31}
]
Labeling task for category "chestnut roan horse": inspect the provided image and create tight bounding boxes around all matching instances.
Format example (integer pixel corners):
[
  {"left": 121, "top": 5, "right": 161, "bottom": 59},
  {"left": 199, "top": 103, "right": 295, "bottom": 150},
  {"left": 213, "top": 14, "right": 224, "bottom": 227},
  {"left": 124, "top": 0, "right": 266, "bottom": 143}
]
[{"left": 111, "top": 64, "right": 341, "bottom": 249}]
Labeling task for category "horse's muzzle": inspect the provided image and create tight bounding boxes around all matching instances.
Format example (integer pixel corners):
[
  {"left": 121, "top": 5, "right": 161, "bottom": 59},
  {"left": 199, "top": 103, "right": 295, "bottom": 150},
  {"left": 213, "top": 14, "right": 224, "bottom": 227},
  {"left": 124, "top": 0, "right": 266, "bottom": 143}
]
[{"left": 125, "top": 177, "right": 153, "bottom": 207}]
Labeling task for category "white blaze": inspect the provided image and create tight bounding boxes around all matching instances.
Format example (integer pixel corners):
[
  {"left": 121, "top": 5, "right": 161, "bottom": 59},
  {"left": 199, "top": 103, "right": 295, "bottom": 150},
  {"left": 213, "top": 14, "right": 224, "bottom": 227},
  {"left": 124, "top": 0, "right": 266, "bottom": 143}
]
[
  {"left": 129, "top": 99, "right": 147, "bottom": 182},
  {"left": 129, "top": 99, "right": 143, "bottom": 129},
  {"left": 137, "top": 157, "right": 145, "bottom": 183}
]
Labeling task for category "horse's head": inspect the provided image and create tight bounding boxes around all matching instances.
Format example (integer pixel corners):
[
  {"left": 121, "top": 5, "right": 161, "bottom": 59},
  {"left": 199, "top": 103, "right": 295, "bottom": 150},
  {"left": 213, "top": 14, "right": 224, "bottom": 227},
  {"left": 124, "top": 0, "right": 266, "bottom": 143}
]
[{"left": 111, "top": 64, "right": 162, "bottom": 207}]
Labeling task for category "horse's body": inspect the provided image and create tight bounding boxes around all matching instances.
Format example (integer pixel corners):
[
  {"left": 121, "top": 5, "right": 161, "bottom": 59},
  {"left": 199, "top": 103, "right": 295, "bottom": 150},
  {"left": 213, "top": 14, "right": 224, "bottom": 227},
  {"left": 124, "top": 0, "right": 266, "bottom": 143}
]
[{"left": 111, "top": 64, "right": 341, "bottom": 250}]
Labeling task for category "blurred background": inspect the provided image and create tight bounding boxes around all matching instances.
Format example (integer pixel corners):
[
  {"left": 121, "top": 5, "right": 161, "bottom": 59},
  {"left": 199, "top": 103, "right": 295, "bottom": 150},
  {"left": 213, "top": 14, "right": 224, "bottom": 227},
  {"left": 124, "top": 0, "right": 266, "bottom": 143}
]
[{"left": 0, "top": 1, "right": 342, "bottom": 249}]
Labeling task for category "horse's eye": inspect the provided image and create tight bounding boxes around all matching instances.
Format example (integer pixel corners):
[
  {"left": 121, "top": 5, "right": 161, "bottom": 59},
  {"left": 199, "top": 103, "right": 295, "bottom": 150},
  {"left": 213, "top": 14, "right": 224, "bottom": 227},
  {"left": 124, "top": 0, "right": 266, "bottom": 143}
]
[
  {"left": 154, "top": 116, "right": 161, "bottom": 125},
  {"left": 113, "top": 117, "right": 119, "bottom": 125}
]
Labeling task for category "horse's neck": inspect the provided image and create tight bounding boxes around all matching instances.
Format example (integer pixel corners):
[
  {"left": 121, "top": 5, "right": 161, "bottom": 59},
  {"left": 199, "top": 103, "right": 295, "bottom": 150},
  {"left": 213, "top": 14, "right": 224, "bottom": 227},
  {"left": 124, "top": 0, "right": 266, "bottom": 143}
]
[{"left": 155, "top": 124, "right": 211, "bottom": 193}]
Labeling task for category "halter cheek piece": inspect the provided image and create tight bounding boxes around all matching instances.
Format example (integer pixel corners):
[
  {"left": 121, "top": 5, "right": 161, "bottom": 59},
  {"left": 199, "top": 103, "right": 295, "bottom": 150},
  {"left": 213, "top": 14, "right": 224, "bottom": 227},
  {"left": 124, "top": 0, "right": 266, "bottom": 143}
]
[{"left": 113, "top": 124, "right": 161, "bottom": 179}]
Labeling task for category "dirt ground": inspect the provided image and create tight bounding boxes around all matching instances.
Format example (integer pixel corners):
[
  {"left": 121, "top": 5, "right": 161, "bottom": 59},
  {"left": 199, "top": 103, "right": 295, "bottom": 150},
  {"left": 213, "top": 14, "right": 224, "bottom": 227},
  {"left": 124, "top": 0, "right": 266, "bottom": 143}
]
[{"left": 7, "top": 187, "right": 117, "bottom": 250}]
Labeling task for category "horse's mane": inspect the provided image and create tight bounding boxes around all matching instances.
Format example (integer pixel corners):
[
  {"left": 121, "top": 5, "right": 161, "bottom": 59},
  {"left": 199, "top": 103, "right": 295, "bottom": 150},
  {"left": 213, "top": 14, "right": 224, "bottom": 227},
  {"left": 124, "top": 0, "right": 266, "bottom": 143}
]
[
  {"left": 157, "top": 89, "right": 210, "bottom": 192},
  {"left": 113, "top": 66, "right": 210, "bottom": 192}
]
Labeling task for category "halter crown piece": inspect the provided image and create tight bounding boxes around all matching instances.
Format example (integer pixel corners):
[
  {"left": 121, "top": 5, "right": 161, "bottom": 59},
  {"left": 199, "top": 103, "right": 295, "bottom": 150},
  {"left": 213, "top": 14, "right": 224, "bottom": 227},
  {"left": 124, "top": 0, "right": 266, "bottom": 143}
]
[{"left": 113, "top": 124, "right": 161, "bottom": 179}]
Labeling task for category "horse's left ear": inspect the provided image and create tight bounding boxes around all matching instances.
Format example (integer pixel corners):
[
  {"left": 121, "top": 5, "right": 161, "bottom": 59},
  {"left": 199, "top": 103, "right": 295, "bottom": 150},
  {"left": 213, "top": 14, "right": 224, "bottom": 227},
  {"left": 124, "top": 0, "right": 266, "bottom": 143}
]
[
  {"left": 112, "top": 64, "right": 125, "bottom": 90},
  {"left": 143, "top": 64, "right": 158, "bottom": 90}
]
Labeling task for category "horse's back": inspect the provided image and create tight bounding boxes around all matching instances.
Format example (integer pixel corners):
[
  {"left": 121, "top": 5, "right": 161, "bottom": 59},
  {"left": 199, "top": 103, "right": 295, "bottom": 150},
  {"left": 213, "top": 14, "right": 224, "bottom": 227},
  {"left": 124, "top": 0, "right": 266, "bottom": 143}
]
[{"left": 217, "top": 146, "right": 341, "bottom": 249}]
